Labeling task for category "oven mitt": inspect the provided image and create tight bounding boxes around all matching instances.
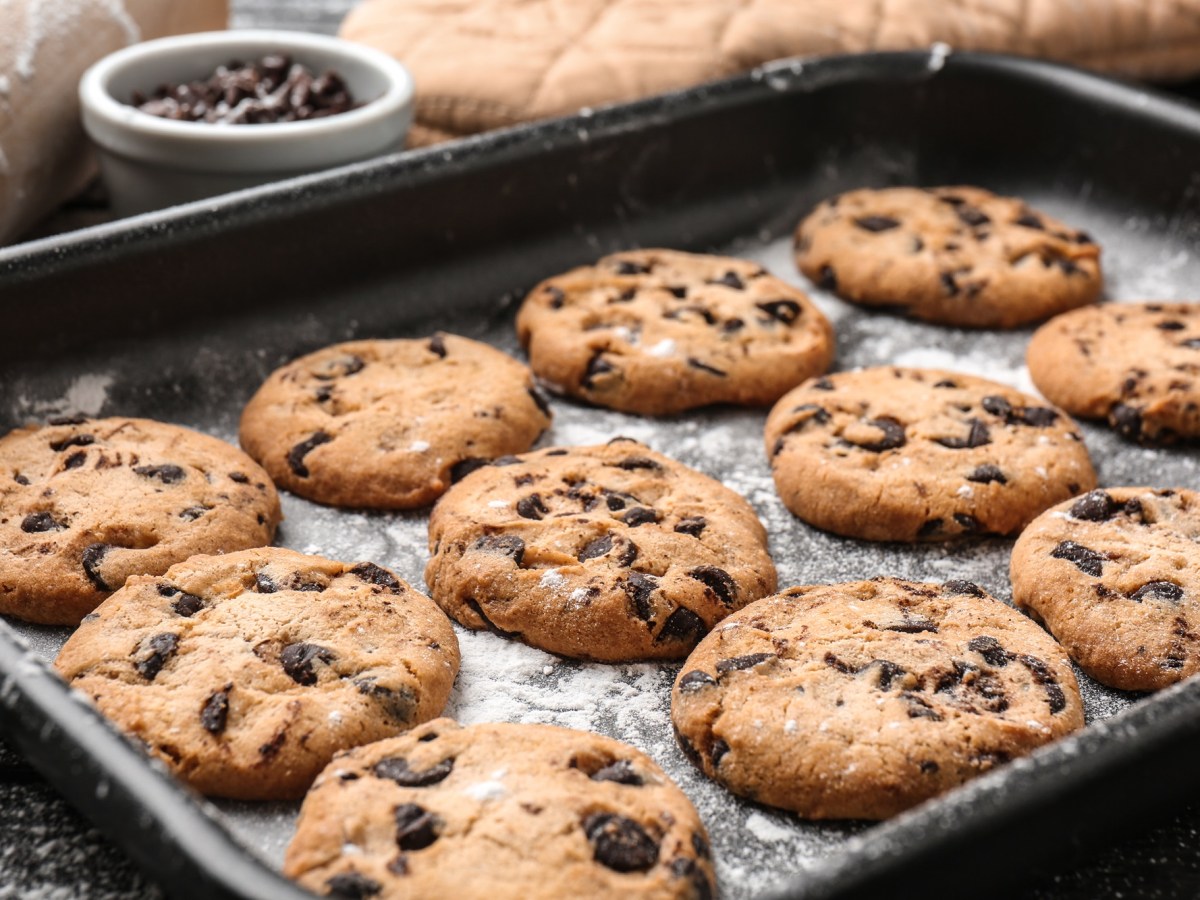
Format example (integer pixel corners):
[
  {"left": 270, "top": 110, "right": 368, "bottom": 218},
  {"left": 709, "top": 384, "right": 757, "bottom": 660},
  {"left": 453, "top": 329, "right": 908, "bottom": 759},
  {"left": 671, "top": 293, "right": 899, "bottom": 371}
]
[
  {"left": 340, "top": 0, "right": 1200, "bottom": 145},
  {"left": 0, "top": 0, "right": 228, "bottom": 244}
]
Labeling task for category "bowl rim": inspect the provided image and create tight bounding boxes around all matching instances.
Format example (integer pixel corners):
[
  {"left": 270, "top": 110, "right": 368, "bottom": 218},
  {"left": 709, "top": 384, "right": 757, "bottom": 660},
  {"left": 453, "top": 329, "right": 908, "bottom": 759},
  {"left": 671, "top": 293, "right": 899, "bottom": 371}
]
[{"left": 79, "top": 29, "right": 415, "bottom": 145}]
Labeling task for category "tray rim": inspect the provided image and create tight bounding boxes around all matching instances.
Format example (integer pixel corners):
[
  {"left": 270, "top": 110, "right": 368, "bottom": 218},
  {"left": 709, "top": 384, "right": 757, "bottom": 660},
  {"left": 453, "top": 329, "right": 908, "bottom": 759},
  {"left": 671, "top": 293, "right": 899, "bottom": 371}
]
[{"left": 2, "top": 49, "right": 1200, "bottom": 900}]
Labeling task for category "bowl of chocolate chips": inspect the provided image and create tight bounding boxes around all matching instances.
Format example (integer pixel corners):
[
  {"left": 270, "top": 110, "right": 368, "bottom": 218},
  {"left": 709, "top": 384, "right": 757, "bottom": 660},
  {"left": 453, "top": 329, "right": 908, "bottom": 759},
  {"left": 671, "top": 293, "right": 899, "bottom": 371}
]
[{"left": 79, "top": 30, "right": 414, "bottom": 215}]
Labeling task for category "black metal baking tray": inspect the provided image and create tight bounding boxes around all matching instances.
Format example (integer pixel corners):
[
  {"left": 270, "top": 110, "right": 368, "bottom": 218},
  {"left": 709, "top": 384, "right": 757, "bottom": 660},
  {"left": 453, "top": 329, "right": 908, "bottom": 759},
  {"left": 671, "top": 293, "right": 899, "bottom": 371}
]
[{"left": 2, "top": 51, "right": 1200, "bottom": 900}]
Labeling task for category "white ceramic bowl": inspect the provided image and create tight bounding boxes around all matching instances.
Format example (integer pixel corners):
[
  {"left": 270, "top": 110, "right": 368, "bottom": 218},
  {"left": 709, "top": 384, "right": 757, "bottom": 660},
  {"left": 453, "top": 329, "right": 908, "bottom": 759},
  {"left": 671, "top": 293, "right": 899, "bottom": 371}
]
[{"left": 80, "top": 30, "right": 414, "bottom": 216}]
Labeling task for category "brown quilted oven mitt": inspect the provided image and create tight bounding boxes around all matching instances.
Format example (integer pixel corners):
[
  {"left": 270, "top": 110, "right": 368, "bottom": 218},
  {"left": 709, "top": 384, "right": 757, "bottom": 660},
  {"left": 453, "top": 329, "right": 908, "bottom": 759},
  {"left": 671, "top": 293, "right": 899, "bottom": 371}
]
[{"left": 341, "top": 0, "right": 1200, "bottom": 145}]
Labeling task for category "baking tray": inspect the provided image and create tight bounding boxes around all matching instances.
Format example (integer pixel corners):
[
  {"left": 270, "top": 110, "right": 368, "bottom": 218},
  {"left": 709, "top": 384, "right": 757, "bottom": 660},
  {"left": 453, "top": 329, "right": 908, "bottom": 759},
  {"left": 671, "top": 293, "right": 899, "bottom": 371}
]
[{"left": 2, "top": 51, "right": 1200, "bottom": 900}]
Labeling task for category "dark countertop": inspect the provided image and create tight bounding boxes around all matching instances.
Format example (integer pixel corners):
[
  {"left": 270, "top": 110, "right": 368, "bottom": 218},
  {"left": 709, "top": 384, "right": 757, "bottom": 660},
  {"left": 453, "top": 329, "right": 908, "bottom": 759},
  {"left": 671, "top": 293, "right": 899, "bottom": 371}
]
[{"left": 6, "top": 2, "right": 1200, "bottom": 897}]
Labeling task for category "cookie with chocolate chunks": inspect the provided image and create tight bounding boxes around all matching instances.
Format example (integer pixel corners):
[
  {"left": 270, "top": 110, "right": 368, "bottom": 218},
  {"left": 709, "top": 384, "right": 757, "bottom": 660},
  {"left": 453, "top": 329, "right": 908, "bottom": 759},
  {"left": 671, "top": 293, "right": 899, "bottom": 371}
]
[
  {"left": 1012, "top": 487, "right": 1200, "bottom": 691},
  {"left": 425, "top": 439, "right": 777, "bottom": 661},
  {"left": 239, "top": 335, "right": 551, "bottom": 509},
  {"left": 794, "top": 186, "right": 1102, "bottom": 327},
  {"left": 285, "top": 719, "right": 716, "bottom": 900},
  {"left": 671, "top": 577, "right": 1083, "bottom": 820},
  {"left": 765, "top": 367, "right": 1096, "bottom": 541},
  {"left": 515, "top": 249, "right": 834, "bottom": 415},
  {"left": 0, "top": 416, "right": 280, "bottom": 625},
  {"left": 1027, "top": 302, "right": 1200, "bottom": 444},
  {"left": 54, "top": 548, "right": 459, "bottom": 800}
]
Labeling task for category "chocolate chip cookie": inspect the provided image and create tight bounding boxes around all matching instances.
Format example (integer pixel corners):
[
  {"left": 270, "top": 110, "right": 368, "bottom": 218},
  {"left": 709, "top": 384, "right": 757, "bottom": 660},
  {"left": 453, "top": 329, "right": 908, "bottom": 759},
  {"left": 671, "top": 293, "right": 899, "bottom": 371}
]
[
  {"left": 765, "top": 367, "right": 1097, "bottom": 541},
  {"left": 1012, "top": 487, "right": 1200, "bottom": 691},
  {"left": 671, "top": 577, "right": 1083, "bottom": 820},
  {"left": 425, "top": 439, "right": 777, "bottom": 661},
  {"left": 0, "top": 416, "right": 280, "bottom": 625},
  {"left": 239, "top": 335, "right": 552, "bottom": 509},
  {"left": 284, "top": 718, "right": 716, "bottom": 900},
  {"left": 515, "top": 250, "right": 834, "bottom": 415},
  {"left": 54, "top": 547, "right": 460, "bottom": 800},
  {"left": 794, "top": 186, "right": 1102, "bottom": 328},
  {"left": 1027, "top": 302, "right": 1200, "bottom": 444}
]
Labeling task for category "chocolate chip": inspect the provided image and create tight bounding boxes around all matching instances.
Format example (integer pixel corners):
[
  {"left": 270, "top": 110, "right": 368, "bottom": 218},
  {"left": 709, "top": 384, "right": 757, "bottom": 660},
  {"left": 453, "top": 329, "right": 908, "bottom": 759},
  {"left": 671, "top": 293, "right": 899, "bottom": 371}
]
[
  {"left": 623, "top": 506, "right": 659, "bottom": 527},
  {"left": 546, "top": 286, "right": 566, "bottom": 309},
  {"left": 172, "top": 592, "right": 205, "bottom": 617},
  {"left": 1131, "top": 581, "right": 1184, "bottom": 603},
  {"left": 350, "top": 562, "right": 401, "bottom": 591},
  {"left": 615, "top": 456, "right": 661, "bottom": 471},
  {"left": 255, "top": 573, "right": 279, "bottom": 593},
  {"left": 885, "top": 616, "right": 938, "bottom": 634},
  {"left": 1157, "top": 320, "right": 1186, "bottom": 331},
  {"left": 1015, "top": 212, "right": 1044, "bottom": 230},
  {"left": 81, "top": 543, "right": 112, "bottom": 591},
  {"left": 20, "top": 512, "right": 65, "bottom": 533},
  {"left": 527, "top": 387, "right": 551, "bottom": 417},
  {"left": 966, "top": 464, "right": 1006, "bottom": 484},
  {"left": 944, "top": 580, "right": 985, "bottom": 598},
  {"left": 1182, "top": 338, "right": 1200, "bottom": 350},
  {"left": 953, "top": 513, "right": 980, "bottom": 533},
  {"left": 956, "top": 206, "right": 991, "bottom": 228},
  {"left": 903, "top": 692, "right": 943, "bottom": 720},
  {"left": 200, "top": 687, "right": 230, "bottom": 735},
  {"left": 722, "top": 317, "right": 744, "bottom": 332},
  {"left": 817, "top": 265, "right": 838, "bottom": 291},
  {"left": 874, "top": 659, "right": 906, "bottom": 690},
  {"left": 280, "top": 642, "right": 336, "bottom": 685},
  {"left": 516, "top": 493, "right": 549, "bottom": 520},
  {"left": 1070, "top": 490, "right": 1116, "bottom": 521},
  {"left": 933, "top": 379, "right": 958, "bottom": 389},
  {"left": 63, "top": 451, "right": 87, "bottom": 469},
  {"left": 1015, "top": 406, "right": 1059, "bottom": 427},
  {"left": 394, "top": 804, "right": 441, "bottom": 851},
  {"left": 710, "top": 740, "right": 730, "bottom": 767},
  {"left": 48, "top": 414, "right": 88, "bottom": 426},
  {"left": 941, "top": 272, "right": 960, "bottom": 296},
  {"left": 1110, "top": 403, "right": 1143, "bottom": 440},
  {"left": 920, "top": 761, "right": 940, "bottom": 774},
  {"left": 1051, "top": 541, "right": 1105, "bottom": 576},
  {"left": 855, "top": 416, "right": 907, "bottom": 452},
  {"left": 678, "top": 670, "right": 716, "bottom": 692},
  {"left": 708, "top": 271, "right": 744, "bottom": 290},
  {"left": 287, "top": 431, "right": 332, "bottom": 478},
  {"left": 687, "top": 358, "right": 727, "bottom": 377},
  {"left": 656, "top": 607, "right": 705, "bottom": 644},
  {"left": 824, "top": 652, "right": 858, "bottom": 674},
  {"left": 579, "top": 534, "right": 615, "bottom": 561},
  {"left": 674, "top": 516, "right": 706, "bottom": 537},
  {"left": 756, "top": 299, "right": 802, "bottom": 324},
  {"left": 49, "top": 434, "right": 94, "bottom": 451},
  {"left": 470, "top": 534, "right": 526, "bottom": 565},
  {"left": 625, "top": 572, "right": 658, "bottom": 620},
  {"left": 582, "top": 351, "right": 616, "bottom": 388},
  {"left": 13, "top": 473, "right": 30, "bottom": 485},
  {"left": 450, "top": 457, "right": 490, "bottom": 483},
  {"left": 967, "top": 636, "right": 1010, "bottom": 667},
  {"left": 615, "top": 260, "right": 651, "bottom": 275},
  {"left": 687, "top": 566, "right": 736, "bottom": 605},
  {"left": 584, "top": 813, "right": 659, "bottom": 872},
  {"left": 716, "top": 653, "right": 773, "bottom": 673},
  {"left": 134, "top": 633, "right": 179, "bottom": 680},
  {"left": 591, "top": 760, "right": 644, "bottom": 786},
  {"left": 1017, "top": 654, "right": 1067, "bottom": 713},
  {"left": 982, "top": 395, "right": 1013, "bottom": 419},
  {"left": 325, "top": 872, "right": 383, "bottom": 899},
  {"left": 936, "top": 419, "right": 991, "bottom": 449},
  {"left": 854, "top": 215, "right": 900, "bottom": 232},
  {"left": 918, "top": 519, "right": 944, "bottom": 538},
  {"left": 666, "top": 285, "right": 688, "bottom": 298},
  {"left": 374, "top": 756, "right": 455, "bottom": 787},
  {"left": 179, "top": 506, "right": 210, "bottom": 521},
  {"left": 427, "top": 335, "right": 447, "bottom": 358},
  {"left": 229, "top": 472, "right": 250, "bottom": 484}
]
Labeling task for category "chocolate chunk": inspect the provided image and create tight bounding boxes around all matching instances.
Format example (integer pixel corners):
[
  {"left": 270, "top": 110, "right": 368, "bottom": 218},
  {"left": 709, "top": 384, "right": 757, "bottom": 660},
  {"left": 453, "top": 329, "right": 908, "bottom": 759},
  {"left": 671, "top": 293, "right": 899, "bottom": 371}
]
[
  {"left": 1015, "top": 406, "right": 1059, "bottom": 427},
  {"left": 350, "top": 562, "right": 401, "bottom": 591},
  {"left": 471, "top": 534, "right": 526, "bottom": 565},
  {"left": 591, "top": 760, "right": 644, "bottom": 786},
  {"left": 394, "top": 804, "right": 441, "bottom": 851},
  {"left": 64, "top": 451, "right": 87, "bottom": 469},
  {"left": 49, "top": 434, "right": 94, "bottom": 451},
  {"left": 966, "top": 464, "right": 1006, "bottom": 484},
  {"left": 918, "top": 519, "right": 944, "bottom": 538},
  {"left": 615, "top": 456, "right": 661, "bottom": 471},
  {"left": 936, "top": 419, "right": 991, "bottom": 449},
  {"left": 1017, "top": 654, "right": 1067, "bottom": 713},
  {"left": 449, "top": 457, "right": 489, "bottom": 483},
  {"left": 427, "top": 335, "right": 447, "bottom": 358},
  {"left": 787, "top": 404, "right": 831, "bottom": 432},
  {"left": 940, "top": 272, "right": 960, "bottom": 297},
  {"left": 325, "top": 872, "right": 383, "bottom": 899},
  {"left": 722, "top": 317, "right": 745, "bottom": 332},
  {"left": 545, "top": 286, "right": 566, "bottom": 309},
  {"left": 132, "top": 464, "right": 186, "bottom": 484},
  {"left": 280, "top": 642, "right": 336, "bottom": 685},
  {"left": 874, "top": 659, "right": 906, "bottom": 690},
  {"left": 584, "top": 813, "right": 659, "bottom": 873},
  {"left": 855, "top": 416, "right": 906, "bottom": 452},
  {"left": 1015, "top": 212, "right": 1044, "bottom": 230},
  {"left": 953, "top": 513, "right": 980, "bottom": 533},
  {"left": 134, "top": 633, "right": 179, "bottom": 681},
  {"left": 956, "top": 206, "right": 991, "bottom": 228},
  {"left": 579, "top": 534, "right": 615, "bottom": 561},
  {"left": 13, "top": 473, "right": 30, "bottom": 485},
  {"left": 678, "top": 670, "right": 716, "bottom": 692},
  {"left": 356, "top": 680, "right": 417, "bottom": 723},
  {"left": 229, "top": 472, "right": 250, "bottom": 484},
  {"left": 254, "top": 573, "right": 279, "bottom": 593},
  {"left": 655, "top": 607, "right": 705, "bottom": 644},
  {"left": 756, "top": 299, "right": 802, "bottom": 324},
  {"left": 715, "top": 653, "right": 773, "bottom": 673},
  {"left": 710, "top": 739, "right": 730, "bottom": 767},
  {"left": 615, "top": 260, "right": 651, "bottom": 275},
  {"left": 708, "top": 271, "right": 745, "bottom": 290},
  {"left": 81, "top": 543, "right": 112, "bottom": 591},
  {"left": 903, "top": 692, "right": 943, "bottom": 720},
  {"left": 1110, "top": 403, "right": 1143, "bottom": 440},
  {"left": 854, "top": 215, "right": 900, "bottom": 233},
  {"left": 625, "top": 572, "right": 658, "bottom": 621},
  {"left": 933, "top": 379, "right": 958, "bottom": 389},
  {"left": 666, "top": 285, "right": 688, "bottom": 299},
  {"left": 812, "top": 377, "right": 835, "bottom": 391},
  {"left": 374, "top": 756, "right": 455, "bottom": 787},
  {"left": 674, "top": 516, "right": 707, "bottom": 537},
  {"left": 1051, "top": 541, "right": 1105, "bottom": 577},
  {"left": 200, "top": 687, "right": 230, "bottom": 735},
  {"left": 1070, "top": 490, "right": 1116, "bottom": 521},
  {"left": 527, "top": 387, "right": 552, "bottom": 417},
  {"left": 623, "top": 506, "right": 659, "bottom": 527},
  {"left": 823, "top": 652, "right": 858, "bottom": 675},
  {"left": 179, "top": 506, "right": 209, "bottom": 521},
  {"left": 967, "top": 636, "right": 1010, "bottom": 667},
  {"left": 687, "top": 358, "right": 727, "bottom": 377},
  {"left": 687, "top": 566, "right": 736, "bottom": 605},
  {"left": 516, "top": 493, "right": 549, "bottom": 520},
  {"left": 172, "top": 592, "right": 205, "bottom": 617},
  {"left": 981, "top": 395, "right": 1013, "bottom": 419},
  {"left": 1157, "top": 320, "right": 1186, "bottom": 331},
  {"left": 287, "top": 431, "right": 332, "bottom": 478},
  {"left": 817, "top": 265, "right": 838, "bottom": 291},
  {"left": 1131, "top": 581, "right": 1184, "bottom": 603},
  {"left": 20, "top": 512, "right": 65, "bottom": 533},
  {"left": 582, "top": 351, "right": 616, "bottom": 388},
  {"left": 944, "top": 580, "right": 985, "bottom": 598},
  {"left": 886, "top": 617, "right": 938, "bottom": 634}
]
